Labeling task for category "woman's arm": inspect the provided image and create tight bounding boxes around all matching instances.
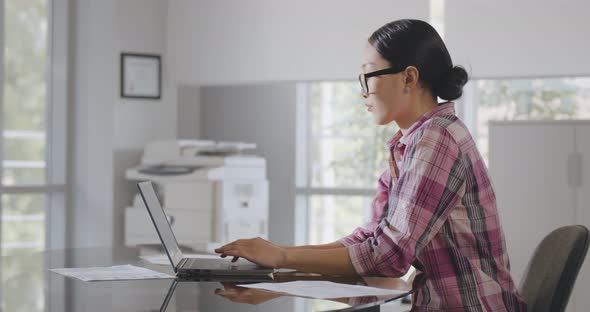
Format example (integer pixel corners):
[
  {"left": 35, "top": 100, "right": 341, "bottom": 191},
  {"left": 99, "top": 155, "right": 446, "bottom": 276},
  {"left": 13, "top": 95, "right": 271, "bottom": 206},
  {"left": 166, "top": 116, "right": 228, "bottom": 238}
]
[
  {"left": 215, "top": 237, "right": 357, "bottom": 276},
  {"left": 283, "top": 247, "right": 357, "bottom": 276},
  {"left": 283, "top": 241, "right": 344, "bottom": 250}
]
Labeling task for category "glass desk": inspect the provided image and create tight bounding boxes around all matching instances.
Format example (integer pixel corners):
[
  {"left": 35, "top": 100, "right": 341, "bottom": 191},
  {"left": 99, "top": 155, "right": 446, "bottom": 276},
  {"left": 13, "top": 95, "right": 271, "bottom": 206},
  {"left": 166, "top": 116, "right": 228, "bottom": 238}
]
[{"left": 0, "top": 246, "right": 412, "bottom": 311}]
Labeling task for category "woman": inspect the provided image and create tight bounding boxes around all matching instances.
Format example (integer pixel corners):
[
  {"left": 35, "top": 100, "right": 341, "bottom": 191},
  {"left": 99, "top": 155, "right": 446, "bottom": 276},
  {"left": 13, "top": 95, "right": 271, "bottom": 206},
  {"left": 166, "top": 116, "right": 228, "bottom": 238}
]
[{"left": 215, "top": 19, "right": 526, "bottom": 311}]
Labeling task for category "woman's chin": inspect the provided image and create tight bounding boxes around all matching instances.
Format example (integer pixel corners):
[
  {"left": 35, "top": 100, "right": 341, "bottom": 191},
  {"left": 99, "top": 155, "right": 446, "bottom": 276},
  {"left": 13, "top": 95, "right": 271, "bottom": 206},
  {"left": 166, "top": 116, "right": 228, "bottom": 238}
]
[{"left": 372, "top": 114, "right": 390, "bottom": 126}]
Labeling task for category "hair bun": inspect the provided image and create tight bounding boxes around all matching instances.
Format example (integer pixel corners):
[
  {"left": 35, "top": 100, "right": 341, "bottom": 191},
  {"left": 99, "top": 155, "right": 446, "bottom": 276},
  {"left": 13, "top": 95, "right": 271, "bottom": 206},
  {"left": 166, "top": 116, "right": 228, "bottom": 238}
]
[{"left": 435, "top": 66, "right": 469, "bottom": 101}]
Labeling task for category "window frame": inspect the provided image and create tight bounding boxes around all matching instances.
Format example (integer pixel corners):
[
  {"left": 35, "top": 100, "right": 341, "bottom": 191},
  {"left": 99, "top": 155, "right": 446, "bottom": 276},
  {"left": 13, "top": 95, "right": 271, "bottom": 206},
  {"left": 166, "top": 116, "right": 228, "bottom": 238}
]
[
  {"left": 0, "top": 0, "right": 4, "bottom": 257},
  {"left": 0, "top": 0, "right": 69, "bottom": 241},
  {"left": 0, "top": 0, "right": 68, "bottom": 247},
  {"left": 0, "top": 0, "right": 69, "bottom": 309},
  {"left": 0, "top": 7, "right": 5, "bottom": 305}
]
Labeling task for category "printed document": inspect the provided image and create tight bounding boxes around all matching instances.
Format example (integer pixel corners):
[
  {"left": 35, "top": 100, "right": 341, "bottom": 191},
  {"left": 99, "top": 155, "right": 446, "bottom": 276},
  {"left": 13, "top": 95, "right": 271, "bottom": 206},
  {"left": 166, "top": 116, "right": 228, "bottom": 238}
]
[{"left": 50, "top": 264, "right": 174, "bottom": 281}]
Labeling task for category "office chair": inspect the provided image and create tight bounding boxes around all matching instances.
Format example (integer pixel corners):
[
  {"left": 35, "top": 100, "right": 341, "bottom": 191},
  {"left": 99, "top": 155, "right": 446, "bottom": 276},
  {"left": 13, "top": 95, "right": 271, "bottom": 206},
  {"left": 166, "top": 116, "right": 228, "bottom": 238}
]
[{"left": 519, "top": 225, "right": 589, "bottom": 312}]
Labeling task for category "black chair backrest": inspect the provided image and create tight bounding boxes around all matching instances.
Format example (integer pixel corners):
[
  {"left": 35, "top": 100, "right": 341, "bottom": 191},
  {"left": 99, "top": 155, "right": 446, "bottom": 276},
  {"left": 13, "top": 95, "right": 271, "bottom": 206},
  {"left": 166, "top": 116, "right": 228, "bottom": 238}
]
[{"left": 519, "top": 225, "right": 589, "bottom": 312}]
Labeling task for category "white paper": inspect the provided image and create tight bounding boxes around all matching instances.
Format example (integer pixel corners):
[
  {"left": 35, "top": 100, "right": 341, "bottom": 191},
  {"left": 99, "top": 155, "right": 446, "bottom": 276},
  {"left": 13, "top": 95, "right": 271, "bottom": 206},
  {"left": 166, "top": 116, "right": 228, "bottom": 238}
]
[
  {"left": 50, "top": 264, "right": 174, "bottom": 282},
  {"left": 236, "top": 281, "right": 407, "bottom": 299}
]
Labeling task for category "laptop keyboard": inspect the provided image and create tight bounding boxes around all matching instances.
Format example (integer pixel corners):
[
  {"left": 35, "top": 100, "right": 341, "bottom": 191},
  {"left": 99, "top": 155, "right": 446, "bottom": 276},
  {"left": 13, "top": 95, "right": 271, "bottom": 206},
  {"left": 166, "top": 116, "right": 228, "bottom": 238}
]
[{"left": 183, "top": 258, "right": 230, "bottom": 269}]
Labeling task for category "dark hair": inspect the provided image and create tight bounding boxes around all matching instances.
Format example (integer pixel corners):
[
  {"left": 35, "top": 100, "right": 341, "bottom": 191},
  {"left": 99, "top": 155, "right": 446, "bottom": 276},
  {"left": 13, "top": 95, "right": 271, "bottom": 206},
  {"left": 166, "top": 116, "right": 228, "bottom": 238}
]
[{"left": 369, "top": 19, "right": 468, "bottom": 101}]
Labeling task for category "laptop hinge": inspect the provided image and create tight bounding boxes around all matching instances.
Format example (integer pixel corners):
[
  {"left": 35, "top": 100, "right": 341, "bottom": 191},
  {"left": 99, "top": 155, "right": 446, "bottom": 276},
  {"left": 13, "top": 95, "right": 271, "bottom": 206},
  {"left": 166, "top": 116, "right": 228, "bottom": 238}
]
[{"left": 178, "top": 258, "right": 187, "bottom": 269}]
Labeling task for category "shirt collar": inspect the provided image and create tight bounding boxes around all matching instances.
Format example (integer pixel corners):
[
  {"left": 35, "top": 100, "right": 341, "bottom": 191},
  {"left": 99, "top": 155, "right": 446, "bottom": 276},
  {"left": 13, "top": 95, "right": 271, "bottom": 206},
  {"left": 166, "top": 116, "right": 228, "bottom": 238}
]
[{"left": 386, "top": 102, "right": 456, "bottom": 149}]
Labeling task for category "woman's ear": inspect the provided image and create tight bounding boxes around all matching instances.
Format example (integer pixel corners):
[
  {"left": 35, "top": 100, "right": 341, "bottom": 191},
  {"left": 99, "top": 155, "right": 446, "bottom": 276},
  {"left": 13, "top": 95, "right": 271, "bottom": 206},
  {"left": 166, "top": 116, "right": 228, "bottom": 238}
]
[{"left": 403, "top": 66, "right": 420, "bottom": 89}]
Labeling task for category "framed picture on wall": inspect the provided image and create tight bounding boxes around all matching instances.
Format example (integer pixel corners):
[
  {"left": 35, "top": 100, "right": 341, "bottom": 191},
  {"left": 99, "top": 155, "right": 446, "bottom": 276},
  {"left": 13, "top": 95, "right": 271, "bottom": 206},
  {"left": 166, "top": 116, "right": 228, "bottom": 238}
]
[{"left": 120, "top": 52, "right": 161, "bottom": 99}]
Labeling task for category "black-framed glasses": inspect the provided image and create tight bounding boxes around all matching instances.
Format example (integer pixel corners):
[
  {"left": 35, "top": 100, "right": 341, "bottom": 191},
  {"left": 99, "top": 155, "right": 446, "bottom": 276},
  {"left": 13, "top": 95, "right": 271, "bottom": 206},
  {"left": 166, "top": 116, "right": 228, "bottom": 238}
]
[{"left": 358, "top": 66, "right": 405, "bottom": 95}]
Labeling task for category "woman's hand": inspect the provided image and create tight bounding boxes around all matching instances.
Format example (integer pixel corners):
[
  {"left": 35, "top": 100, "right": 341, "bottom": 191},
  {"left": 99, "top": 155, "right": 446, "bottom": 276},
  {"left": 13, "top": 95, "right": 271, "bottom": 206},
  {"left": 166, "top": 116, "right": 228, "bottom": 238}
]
[
  {"left": 214, "top": 282, "right": 285, "bottom": 305},
  {"left": 214, "top": 237, "right": 287, "bottom": 269}
]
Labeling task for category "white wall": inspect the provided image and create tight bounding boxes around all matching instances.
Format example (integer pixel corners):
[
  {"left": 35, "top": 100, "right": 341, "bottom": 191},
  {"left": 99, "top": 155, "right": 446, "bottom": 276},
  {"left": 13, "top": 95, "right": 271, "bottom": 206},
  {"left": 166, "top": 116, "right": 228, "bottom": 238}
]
[
  {"left": 113, "top": 0, "right": 176, "bottom": 150},
  {"left": 445, "top": 0, "right": 590, "bottom": 78},
  {"left": 177, "top": 85, "right": 201, "bottom": 139},
  {"left": 167, "top": 0, "right": 430, "bottom": 85},
  {"left": 168, "top": 0, "right": 590, "bottom": 83},
  {"left": 71, "top": 0, "right": 175, "bottom": 247}
]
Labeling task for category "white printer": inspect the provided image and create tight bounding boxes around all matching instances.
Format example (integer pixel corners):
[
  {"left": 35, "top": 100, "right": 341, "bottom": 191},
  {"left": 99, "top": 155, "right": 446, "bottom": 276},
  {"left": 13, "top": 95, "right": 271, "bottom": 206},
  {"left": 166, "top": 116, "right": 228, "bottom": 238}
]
[{"left": 124, "top": 140, "right": 269, "bottom": 251}]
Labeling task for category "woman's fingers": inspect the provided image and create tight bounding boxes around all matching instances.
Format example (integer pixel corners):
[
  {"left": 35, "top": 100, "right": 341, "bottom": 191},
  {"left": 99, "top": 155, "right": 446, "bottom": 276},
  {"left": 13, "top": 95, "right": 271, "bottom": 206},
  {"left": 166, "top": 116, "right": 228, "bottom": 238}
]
[
  {"left": 216, "top": 243, "right": 239, "bottom": 255},
  {"left": 215, "top": 238, "right": 257, "bottom": 253},
  {"left": 215, "top": 239, "right": 245, "bottom": 253},
  {"left": 215, "top": 237, "right": 286, "bottom": 269},
  {"left": 219, "top": 246, "right": 247, "bottom": 259},
  {"left": 217, "top": 241, "right": 250, "bottom": 259}
]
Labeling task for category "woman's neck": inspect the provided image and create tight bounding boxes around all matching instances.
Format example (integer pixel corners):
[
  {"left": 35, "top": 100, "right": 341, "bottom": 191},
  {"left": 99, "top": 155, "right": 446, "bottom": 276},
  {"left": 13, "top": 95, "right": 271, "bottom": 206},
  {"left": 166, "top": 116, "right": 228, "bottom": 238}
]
[{"left": 397, "top": 96, "right": 439, "bottom": 130}]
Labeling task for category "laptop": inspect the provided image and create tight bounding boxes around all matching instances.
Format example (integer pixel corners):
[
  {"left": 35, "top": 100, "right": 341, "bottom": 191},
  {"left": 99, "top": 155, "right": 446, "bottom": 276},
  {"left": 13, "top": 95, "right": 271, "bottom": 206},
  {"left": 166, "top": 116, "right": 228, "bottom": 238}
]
[{"left": 137, "top": 181, "right": 275, "bottom": 278}]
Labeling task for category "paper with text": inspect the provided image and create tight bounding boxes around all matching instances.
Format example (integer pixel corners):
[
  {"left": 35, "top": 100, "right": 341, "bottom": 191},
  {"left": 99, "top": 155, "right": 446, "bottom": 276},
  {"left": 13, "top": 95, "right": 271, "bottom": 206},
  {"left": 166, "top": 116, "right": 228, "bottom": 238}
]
[{"left": 50, "top": 264, "right": 174, "bottom": 282}]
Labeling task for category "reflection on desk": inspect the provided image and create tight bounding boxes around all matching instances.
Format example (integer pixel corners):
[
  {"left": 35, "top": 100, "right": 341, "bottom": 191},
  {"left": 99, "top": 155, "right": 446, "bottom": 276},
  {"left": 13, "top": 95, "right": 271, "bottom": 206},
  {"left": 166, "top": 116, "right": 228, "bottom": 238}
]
[
  {"left": 0, "top": 246, "right": 412, "bottom": 312},
  {"left": 161, "top": 274, "right": 412, "bottom": 312}
]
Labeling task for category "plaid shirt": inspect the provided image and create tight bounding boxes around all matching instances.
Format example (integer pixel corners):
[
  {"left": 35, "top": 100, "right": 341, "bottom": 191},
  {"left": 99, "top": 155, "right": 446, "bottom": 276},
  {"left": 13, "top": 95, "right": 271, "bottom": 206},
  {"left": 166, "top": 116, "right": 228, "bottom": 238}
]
[{"left": 340, "top": 103, "right": 526, "bottom": 312}]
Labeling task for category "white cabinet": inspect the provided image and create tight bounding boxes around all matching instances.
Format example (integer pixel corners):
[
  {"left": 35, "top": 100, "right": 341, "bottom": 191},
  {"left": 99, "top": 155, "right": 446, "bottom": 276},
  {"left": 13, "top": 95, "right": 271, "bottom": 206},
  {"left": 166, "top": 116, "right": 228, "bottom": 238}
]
[{"left": 489, "top": 120, "right": 589, "bottom": 312}]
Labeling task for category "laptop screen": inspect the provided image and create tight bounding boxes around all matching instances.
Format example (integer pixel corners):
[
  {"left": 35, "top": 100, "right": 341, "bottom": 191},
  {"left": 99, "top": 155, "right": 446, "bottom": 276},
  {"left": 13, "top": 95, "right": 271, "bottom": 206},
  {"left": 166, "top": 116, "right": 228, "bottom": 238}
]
[{"left": 138, "top": 181, "right": 184, "bottom": 272}]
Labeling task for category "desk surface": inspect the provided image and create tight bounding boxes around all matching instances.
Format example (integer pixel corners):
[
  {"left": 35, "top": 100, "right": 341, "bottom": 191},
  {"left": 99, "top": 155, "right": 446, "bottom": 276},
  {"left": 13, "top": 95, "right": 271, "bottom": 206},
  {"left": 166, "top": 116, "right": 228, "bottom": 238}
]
[{"left": 0, "top": 246, "right": 412, "bottom": 312}]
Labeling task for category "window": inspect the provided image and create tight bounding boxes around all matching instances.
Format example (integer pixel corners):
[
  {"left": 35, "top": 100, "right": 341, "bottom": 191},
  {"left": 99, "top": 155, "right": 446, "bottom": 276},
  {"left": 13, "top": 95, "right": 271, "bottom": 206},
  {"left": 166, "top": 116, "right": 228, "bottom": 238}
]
[
  {"left": 295, "top": 82, "right": 398, "bottom": 245},
  {"left": 1, "top": 0, "right": 67, "bottom": 310}
]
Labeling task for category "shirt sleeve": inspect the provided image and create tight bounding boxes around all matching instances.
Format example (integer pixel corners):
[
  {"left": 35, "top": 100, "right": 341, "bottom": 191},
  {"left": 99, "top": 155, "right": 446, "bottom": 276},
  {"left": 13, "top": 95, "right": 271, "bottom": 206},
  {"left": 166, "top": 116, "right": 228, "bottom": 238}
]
[
  {"left": 339, "top": 170, "right": 390, "bottom": 247},
  {"left": 347, "top": 124, "right": 467, "bottom": 277}
]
